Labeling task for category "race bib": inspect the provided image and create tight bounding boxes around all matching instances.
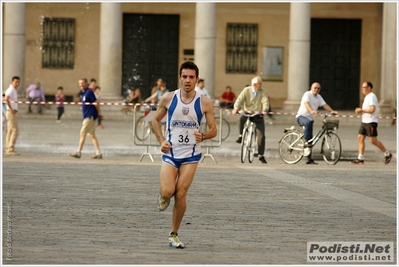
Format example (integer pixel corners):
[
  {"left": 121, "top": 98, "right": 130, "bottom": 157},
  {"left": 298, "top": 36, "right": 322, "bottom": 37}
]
[{"left": 171, "top": 129, "right": 197, "bottom": 145}]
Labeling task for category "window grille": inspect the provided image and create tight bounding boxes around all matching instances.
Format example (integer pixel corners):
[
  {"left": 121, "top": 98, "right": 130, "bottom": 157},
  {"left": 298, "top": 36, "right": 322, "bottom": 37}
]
[
  {"left": 226, "top": 23, "right": 258, "bottom": 73},
  {"left": 42, "top": 17, "right": 75, "bottom": 69}
]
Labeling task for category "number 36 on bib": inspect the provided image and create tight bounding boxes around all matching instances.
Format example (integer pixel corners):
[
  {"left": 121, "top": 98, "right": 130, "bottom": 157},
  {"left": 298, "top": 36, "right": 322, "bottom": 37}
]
[{"left": 171, "top": 129, "right": 197, "bottom": 145}]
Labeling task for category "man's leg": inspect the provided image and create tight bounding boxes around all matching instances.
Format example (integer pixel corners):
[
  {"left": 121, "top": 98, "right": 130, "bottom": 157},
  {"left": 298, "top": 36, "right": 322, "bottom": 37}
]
[
  {"left": 171, "top": 163, "right": 198, "bottom": 233},
  {"left": 296, "top": 116, "right": 315, "bottom": 163},
  {"left": 28, "top": 97, "right": 33, "bottom": 113},
  {"left": 368, "top": 136, "right": 392, "bottom": 163},
  {"left": 358, "top": 134, "right": 366, "bottom": 155},
  {"left": 77, "top": 131, "right": 87, "bottom": 151},
  {"left": 255, "top": 117, "right": 266, "bottom": 163},
  {"left": 159, "top": 163, "right": 179, "bottom": 201},
  {"left": 296, "top": 116, "right": 313, "bottom": 141},
  {"left": 88, "top": 133, "right": 101, "bottom": 152},
  {"left": 5, "top": 111, "right": 18, "bottom": 153},
  {"left": 350, "top": 132, "right": 366, "bottom": 164},
  {"left": 239, "top": 115, "right": 246, "bottom": 135},
  {"left": 370, "top": 136, "right": 391, "bottom": 152},
  {"left": 236, "top": 115, "right": 246, "bottom": 143},
  {"left": 34, "top": 97, "right": 43, "bottom": 113},
  {"left": 70, "top": 119, "right": 89, "bottom": 158}
]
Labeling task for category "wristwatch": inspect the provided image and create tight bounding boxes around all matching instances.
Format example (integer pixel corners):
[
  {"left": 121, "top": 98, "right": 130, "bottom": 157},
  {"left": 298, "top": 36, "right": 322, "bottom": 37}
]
[{"left": 201, "top": 133, "right": 205, "bottom": 142}]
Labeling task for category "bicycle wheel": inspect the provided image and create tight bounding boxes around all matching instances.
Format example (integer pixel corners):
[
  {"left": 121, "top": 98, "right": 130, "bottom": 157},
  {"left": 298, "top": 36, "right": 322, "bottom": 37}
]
[
  {"left": 321, "top": 132, "right": 341, "bottom": 165},
  {"left": 248, "top": 129, "right": 257, "bottom": 163},
  {"left": 220, "top": 118, "right": 230, "bottom": 141},
  {"left": 211, "top": 117, "right": 230, "bottom": 142},
  {"left": 240, "top": 130, "right": 248, "bottom": 163},
  {"left": 135, "top": 116, "right": 151, "bottom": 141},
  {"left": 278, "top": 131, "right": 304, "bottom": 164}
]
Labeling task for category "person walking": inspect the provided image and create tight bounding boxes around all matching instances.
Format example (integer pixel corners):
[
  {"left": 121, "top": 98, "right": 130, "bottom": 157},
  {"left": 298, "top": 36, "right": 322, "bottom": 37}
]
[
  {"left": 295, "top": 82, "right": 337, "bottom": 164},
  {"left": 350, "top": 81, "right": 393, "bottom": 165},
  {"left": 152, "top": 61, "right": 217, "bottom": 249},
  {"left": 232, "top": 76, "right": 269, "bottom": 164},
  {"left": 94, "top": 86, "right": 104, "bottom": 129},
  {"left": 55, "top": 86, "right": 65, "bottom": 123},
  {"left": 4, "top": 76, "right": 21, "bottom": 156},
  {"left": 69, "top": 78, "right": 104, "bottom": 159}
]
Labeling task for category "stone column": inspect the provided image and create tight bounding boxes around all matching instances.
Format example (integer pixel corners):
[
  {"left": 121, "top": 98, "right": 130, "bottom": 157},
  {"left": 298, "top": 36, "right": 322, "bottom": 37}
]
[
  {"left": 283, "top": 3, "right": 311, "bottom": 111},
  {"left": 379, "top": 2, "right": 397, "bottom": 115},
  {"left": 3, "top": 3, "right": 26, "bottom": 95},
  {"left": 99, "top": 3, "right": 122, "bottom": 100},
  {"left": 194, "top": 2, "right": 216, "bottom": 98}
]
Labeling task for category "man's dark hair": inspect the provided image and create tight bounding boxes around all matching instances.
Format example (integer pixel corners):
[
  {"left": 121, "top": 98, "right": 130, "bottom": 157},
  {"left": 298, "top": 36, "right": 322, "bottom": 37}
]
[
  {"left": 179, "top": 61, "right": 199, "bottom": 77},
  {"left": 366, "top": 81, "right": 373, "bottom": 89},
  {"left": 12, "top": 76, "right": 20, "bottom": 81},
  {"left": 90, "top": 78, "right": 97, "bottom": 83}
]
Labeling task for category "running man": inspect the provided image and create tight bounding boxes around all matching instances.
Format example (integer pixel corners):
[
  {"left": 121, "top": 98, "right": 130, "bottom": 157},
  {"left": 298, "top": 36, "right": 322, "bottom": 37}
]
[
  {"left": 350, "top": 81, "right": 393, "bottom": 165},
  {"left": 151, "top": 61, "right": 217, "bottom": 248}
]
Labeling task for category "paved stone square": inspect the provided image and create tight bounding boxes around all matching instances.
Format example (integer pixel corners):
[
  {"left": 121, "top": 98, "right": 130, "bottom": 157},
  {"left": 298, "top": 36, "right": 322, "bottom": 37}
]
[
  {"left": 2, "top": 108, "right": 397, "bottom": 265},
  {"left": 2, "top": 153, "right": 396, "bottom": 265}
]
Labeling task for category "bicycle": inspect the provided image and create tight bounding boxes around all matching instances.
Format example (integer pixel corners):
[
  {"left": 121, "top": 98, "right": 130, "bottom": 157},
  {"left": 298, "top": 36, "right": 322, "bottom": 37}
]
[
  {"left": 278, "top": 112, "right": 341, "bottom": 165},
  {"left": 239, "top": 112, "right": 262, "bottom": 163},
  {"left": 135, "top": 105, "right": 165, "bottom": 141},
  {"left": 200, "top": 108, "right": 230, "bottom": 142},
  {"left": 212, "top": 116, "right": 230, "bottom": 142}
]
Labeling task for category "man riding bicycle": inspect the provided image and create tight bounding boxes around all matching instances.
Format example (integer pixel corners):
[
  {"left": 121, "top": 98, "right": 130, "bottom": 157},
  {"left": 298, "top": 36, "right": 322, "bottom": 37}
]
[
  {"left": 232, "top": 76, "right": 270, "bottom": 164},
  {"left": 296, "top": 82, "right": 338, "bottom": 164}
]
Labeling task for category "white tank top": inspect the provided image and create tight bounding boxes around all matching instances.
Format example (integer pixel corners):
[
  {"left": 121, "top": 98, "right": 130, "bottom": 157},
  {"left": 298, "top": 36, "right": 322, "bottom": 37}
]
[{"left": 164, "top": 89, "right": 203, "bottom": 159}]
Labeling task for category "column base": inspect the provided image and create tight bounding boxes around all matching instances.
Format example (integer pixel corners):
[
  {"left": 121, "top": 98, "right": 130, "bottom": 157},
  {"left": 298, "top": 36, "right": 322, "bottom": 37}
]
[
  {"left": 101, "top": 95, "right": 124, "bottom": 103},
  {"left": 378, "top": 100, "right": 394, "bottom": 115},
  {"left": 282, "top": 100, "right": 300, "bottom": 112}
]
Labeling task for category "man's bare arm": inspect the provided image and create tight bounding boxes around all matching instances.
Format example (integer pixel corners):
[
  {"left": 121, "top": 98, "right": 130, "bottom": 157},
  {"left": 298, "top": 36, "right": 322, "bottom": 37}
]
[
  {"left": 194, "top": 97, "right": 217, "bottom": 142},
  {"left": 151, "top": 92, "right": 173, "bottom": 145}
]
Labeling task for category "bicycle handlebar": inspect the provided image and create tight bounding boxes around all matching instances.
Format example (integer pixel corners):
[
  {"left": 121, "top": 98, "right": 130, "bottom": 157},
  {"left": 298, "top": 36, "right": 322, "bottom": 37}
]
[
  {"left": 237, "top": 111, "right": 263, "bottom": 117},
  {"left": 317, "top": 111, "right": 337, "bottom": 119}
]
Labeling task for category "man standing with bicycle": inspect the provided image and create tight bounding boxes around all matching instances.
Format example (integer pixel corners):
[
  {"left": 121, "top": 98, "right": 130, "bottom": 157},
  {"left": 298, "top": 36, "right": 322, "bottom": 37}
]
[
  {"left": 296, "top": 82, "right": 337, "bottom": 164},
  {"left": 232, "top": 76, "right": 269, "bottom": 164}
]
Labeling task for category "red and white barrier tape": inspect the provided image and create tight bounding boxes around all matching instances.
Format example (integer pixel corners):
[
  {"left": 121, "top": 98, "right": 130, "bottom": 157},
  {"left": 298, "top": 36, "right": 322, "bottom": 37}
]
[
  {"left": 3, "top": 101, "right": 396, "bottom": 120},
  {"left": 266, "top": 111, "right": 397, "bottom": 120}
]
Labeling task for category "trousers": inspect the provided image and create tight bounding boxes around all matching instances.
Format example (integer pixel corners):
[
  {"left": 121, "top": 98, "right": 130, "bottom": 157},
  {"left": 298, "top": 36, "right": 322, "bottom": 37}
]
[{"left": 5, "top": 110, "right": 19, "bottom": 152}]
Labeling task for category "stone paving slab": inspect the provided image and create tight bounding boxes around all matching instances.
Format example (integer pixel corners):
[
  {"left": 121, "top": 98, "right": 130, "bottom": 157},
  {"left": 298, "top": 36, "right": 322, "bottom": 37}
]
[{"left": 2, "top": 153, "right": 396, "bottom": 265}]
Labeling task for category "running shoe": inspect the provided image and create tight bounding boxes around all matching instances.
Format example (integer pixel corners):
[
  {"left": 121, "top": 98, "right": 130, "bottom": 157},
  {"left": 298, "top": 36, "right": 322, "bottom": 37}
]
[
  {"left": 385, "top": 153, "right": 393, "bottom": 165},
  {"left": 236, "top": 136, "right": 242, "bottom": 143},
  {"left": 157, "top": 195, "right": 170, "bottom": 211},
  {"left": 6, "top": 151, "right": 20, "bottom": 156},
  {"left": 91, "top": 154, "right": 103, "bottom": 159},
  {"left": 350, "top": 159, "right": 364, "bottom": 165},
  {"left": 69, "top": 152, "right": 81, "bottom": 159},
  {"left": 168, "top": 232, "right": 185, "bottom": 249}
]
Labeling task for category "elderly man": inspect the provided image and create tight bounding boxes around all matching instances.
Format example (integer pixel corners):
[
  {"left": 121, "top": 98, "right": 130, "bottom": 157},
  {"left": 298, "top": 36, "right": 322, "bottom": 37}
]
[
  {"left": 26, "top": 82, "right": 46, "bottom": 114},
  {"left": 296, "top": 82, "right": 337, "bottom": 164},
  {"left": 232, "top": 76, "right": 269, "bottom": 164}
]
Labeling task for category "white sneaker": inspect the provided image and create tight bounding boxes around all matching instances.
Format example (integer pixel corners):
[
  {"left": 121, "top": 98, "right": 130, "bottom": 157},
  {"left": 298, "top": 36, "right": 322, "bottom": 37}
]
[
  {"left": 157, "top": 195, "right": 170, "bottom": 211},
  {"left": 168, "top": 232, "right": 185, "bottom": 248}
]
